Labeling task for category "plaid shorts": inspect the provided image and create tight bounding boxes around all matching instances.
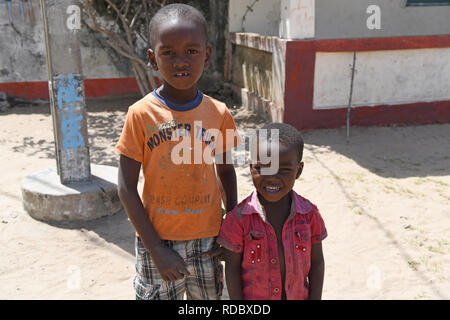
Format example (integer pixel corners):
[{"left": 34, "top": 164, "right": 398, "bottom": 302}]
[{"left": 134, "top": 236, "right": 223, "bottom": 300}]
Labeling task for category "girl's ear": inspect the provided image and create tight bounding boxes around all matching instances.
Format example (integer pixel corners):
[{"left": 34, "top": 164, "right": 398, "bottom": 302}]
[
  {"left": 147, "top": 49, "right": 158, "bottom": 70},
  {"left": 296, "top": 162, "right": 304, "bottom": 179}
]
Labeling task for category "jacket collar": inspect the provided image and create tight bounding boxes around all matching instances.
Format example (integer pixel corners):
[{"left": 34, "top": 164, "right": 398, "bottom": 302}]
[{"left": 239, "top": 190, "right": 312, "bottom": 222}]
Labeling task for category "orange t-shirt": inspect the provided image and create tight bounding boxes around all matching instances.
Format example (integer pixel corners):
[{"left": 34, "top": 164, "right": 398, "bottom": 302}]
[{"left": 116, "top": 90, "right": 239, "bottom": 240}]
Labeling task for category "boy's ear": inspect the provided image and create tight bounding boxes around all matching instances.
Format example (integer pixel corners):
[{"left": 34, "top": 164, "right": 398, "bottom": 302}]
[
  {"left": 296, "top": 162, "right": 304, "bottom": 179},
  {"left": 147, "top": 49, "right": 158, "bottom": 70},
  {"left": 204, "top": 46, "right": 212, "bottom": 68}
]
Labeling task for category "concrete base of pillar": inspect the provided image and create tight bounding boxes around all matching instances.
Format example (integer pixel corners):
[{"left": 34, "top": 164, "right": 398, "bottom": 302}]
[{"left": 21, "top": 164, "right": 123, "bottom": 222}]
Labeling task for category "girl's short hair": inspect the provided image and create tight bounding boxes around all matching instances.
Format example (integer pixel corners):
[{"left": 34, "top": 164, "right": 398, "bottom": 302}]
[{"left": 260, "top": 122, "right": 304, "bottom": 162}]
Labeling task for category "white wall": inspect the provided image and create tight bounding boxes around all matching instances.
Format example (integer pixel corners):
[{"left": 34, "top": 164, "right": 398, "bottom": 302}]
[
  {"left": 316, "top": 0, "right": 450, "bottom": 40},
  {"left": 279, "top": 0, "right": 315, "bottom": 39},
  {"left": 313, "top": 48, "right": 450, "bottom": 109},
  {"left": 229, "top": 0, "right": 281, "bottom": 36},
  {"left": 0, "top": 0, "right": 133, "bottom": 83},
  {"left": 0, "top": 0, "right": 47, "bottom": 82},
  {"left": 229, "top": 0, "right": 315, "bottom": 39}
]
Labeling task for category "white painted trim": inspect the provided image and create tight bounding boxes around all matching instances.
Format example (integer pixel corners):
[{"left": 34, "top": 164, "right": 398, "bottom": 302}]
[{"left": 279, "top": 0, "right": 315, "bottom": 39}]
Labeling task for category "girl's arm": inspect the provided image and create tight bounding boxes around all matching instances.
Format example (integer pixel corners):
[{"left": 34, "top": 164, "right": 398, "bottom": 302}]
[
  {"left": 308, "top": 242, "right": 325, "bottom": 300},
  {"left": 223, "top": 249, "right": 244, "bottom": 300}
]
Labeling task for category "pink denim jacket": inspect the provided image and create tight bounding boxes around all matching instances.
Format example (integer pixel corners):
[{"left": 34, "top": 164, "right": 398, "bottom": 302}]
[{"left": 218, "top": 190, "right": 327, "bottom": 300}]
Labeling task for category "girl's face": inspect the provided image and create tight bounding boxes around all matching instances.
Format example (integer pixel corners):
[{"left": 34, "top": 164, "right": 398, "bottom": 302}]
[{"left": 250, "top": 142, "right": 303, "bottom": 205}]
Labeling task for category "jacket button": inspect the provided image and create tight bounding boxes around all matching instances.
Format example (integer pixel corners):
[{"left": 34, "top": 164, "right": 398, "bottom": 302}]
[
  {"left": 251, "top": 260, "right": 255, "bottom": 264},
  {"left": 302, "top": 247, "right": 306, "bottom": 252},
  {"left": 273, "top": 287, "right": 279, "bottom": 293},
  {"left": 256, "top": 244, "right": 261, "bottom": 248},
  {"left": 271, "top": 258, "right": 277, "bottom": 264}
]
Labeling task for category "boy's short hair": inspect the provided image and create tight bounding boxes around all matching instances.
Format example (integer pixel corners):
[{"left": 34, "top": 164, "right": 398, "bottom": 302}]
[
  {"left": 260, "top": 122, "right": 304, "bottom": 162},
  {"left": 148, "top": 3, "right": 208, "bottom": 49}
]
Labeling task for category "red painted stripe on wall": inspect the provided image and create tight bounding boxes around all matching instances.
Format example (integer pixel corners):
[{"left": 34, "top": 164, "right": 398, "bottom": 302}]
[
  {"left": 0, "top": 81, "right": 49, "bottom": 100},
  {"left": 287, "top": 35, "right": 450, "bottom": 53},
  {"left": 84, "top": 77, "right": 141, "bottom": 97},
  {"left": 285, "top": 101, "right": 450, "bottom": 131},
  {"left": 317, "top": 35, "right": 450, "bottom": 52},
  {"left": 0, "top": 77, "right": 152, "bottom": 100}
]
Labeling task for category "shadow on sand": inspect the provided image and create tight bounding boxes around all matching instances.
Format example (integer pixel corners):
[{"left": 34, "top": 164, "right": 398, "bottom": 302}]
[
  {"left": 33, "top": 209, "right": 136, "bottom": 256},
  {"left": 302, "top": 123, "right": 450, "bottom": 179}
]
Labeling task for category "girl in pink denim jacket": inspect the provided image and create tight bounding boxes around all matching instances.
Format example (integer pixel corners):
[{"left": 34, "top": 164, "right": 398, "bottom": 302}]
[{"left": 218, "top": 123, "right": 327, "bottom": 300}]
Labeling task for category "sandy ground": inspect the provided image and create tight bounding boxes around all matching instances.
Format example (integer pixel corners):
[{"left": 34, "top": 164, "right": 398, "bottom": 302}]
[{"left": 0, "top": 95, "right": 449, "bottom": 300}]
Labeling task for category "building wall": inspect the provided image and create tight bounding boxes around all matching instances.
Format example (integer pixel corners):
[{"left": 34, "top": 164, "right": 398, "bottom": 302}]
[
  {"left": 229, "top": 0, "right": 450, "bottom": 39},
  {"left": 0, "top": 0, "right": 137, "bottom": 99},
  {"left": 313, "top": 48, "right": 450, "bottom": 109},
  {"left": 279, "top": 0, "right": 315, "bottom": 39},
  {"left": 229, "top": 0, "right": 280, "bottom": 36},
  {"left": 0, "top": 0, "right": 229, "bottom": 99},
  {"left": 0, "top": 0, "right": 134, "bottom": 82},
  {"left": 315, "top": 0, "right": 450, "bottom": 39},
  {"left": 0, "top": 1, "right": 47, "bottom": 83},
  {"left": 228, "top": 0, "right": 450, "bottom": 128},
  {"left": 284, "top": 36, "right": 450, "bottom": 129}
]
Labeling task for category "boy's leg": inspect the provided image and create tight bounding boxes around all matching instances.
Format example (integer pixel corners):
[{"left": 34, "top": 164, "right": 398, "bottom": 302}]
[
  {"left": 185, "top": 237, "right": 223, "bottom": 300},
  {"left": 134, "top": 236, "right": 186, "bottom": 300}
]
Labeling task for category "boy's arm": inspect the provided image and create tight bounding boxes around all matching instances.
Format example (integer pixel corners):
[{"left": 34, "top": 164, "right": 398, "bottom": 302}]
[
  {"left": 117, "top": 154, "right": 190, "bottom": 281},
  {"left": 308, "top": 242, "right": 325, "bottom": 300},
  {"left": 215, "top": 151, "right": 237, "bottom": 212},
  {"left": 223, "top": 249, "right": 244, "bottom": 300},
  {"left": 207, "top": 153, "right": 237, "bottom": 259}
]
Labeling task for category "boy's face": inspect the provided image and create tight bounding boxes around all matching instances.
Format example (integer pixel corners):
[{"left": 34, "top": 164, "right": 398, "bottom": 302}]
[
  {"left": 250, "top": 142, "right": 303, "bottom": 204},
  {"left": 148, "top": 18, "right": 211, "bottom": 92}
]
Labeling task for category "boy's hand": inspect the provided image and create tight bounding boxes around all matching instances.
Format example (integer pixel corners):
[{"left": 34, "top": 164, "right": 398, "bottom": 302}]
[
  {"left": 206, "top": 242, "right": 225, "bottom": 261},
  {"left": 151, "top": 244, "right": 190, "bottom": 282}
]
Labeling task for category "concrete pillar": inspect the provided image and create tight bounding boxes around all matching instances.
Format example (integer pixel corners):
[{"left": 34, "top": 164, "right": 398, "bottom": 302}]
[
  {"left": 21, "top": 0, "right": 122, "bottom": 222},
  {"left": 41, "top": 0, "right": 90, "bottom": 183}
]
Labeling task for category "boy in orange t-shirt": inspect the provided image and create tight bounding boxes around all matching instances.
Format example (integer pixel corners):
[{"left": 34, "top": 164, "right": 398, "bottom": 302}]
[{"left": 116, "top": 4, "right": 239, "bottom": 300}]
